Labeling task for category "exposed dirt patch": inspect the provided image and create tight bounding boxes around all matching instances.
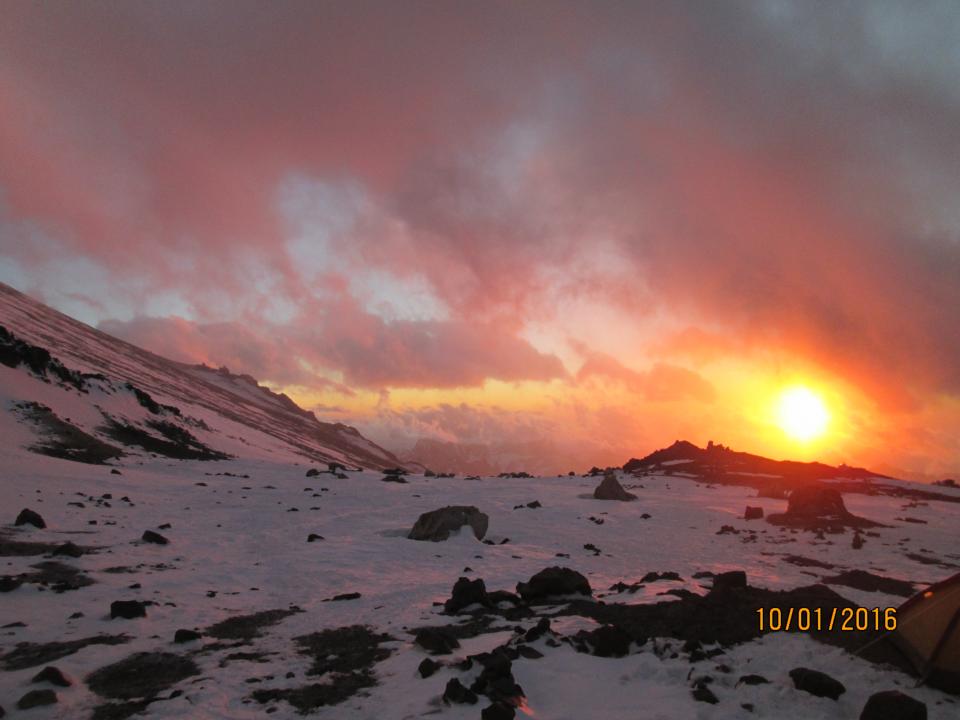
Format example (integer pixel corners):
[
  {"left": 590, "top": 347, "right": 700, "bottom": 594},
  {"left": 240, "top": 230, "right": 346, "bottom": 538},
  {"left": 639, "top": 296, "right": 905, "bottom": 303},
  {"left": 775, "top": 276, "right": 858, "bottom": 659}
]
[
  {"left": 18, "top": 560, "right": 95, "bottom": 592},
  {"left": 204, "top": 607, "right": 302, "bottom": 642},
  {"left": 0, "top": 634, "right": 131, "bottom": 671},
  {"left": 251, "top": 625, "right": 394, "bottom": 712},
  {"left": 86, "top": 652, "right": 199, "bottom": 700},
  {"left": 100, "top": 414, "right": 230, "bottom": 461},
  {"left": 14, "top": 401, "right": 123, "bottom": 464},
  {"left": 821, "top": 570, "right": 915, "bottom": 597},
  {"left": 554, "top": 581, "right": 912, "bottom": 673}
]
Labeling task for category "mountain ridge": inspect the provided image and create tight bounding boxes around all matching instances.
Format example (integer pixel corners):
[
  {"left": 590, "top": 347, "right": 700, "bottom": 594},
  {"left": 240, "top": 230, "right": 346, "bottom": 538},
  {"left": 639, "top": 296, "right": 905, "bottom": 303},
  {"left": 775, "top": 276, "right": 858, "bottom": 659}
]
[{"left": 0, "top": 282, "right": 404, "bottom": 469}]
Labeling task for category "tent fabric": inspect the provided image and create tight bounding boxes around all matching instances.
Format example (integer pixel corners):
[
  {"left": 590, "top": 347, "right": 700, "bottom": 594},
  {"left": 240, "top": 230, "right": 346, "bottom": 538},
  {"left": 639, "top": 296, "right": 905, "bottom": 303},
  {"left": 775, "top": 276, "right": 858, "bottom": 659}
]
[{"left": 892, "top": 572, "right": 960, "bottom": 693}]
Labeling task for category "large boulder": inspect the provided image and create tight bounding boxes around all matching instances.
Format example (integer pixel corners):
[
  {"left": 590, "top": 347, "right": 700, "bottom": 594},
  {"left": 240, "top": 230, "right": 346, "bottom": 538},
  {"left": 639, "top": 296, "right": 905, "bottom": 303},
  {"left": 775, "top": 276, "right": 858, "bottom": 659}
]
[
  {"left": 789, "top": 667, "right": 846, "bottom": 700},
  {"left": 408, "top": 506, "right": 488, "bottom": 542},
  {"left": 593, "top": 472, "right": 637, "bottom": 501},
  {"left": 15, "top": 508, "right": 46, "bottom": 529},
  {"left": 859, "top": 691, "right": 926, "bottom": 720},
  {"left": 444, "top": 577, "right": 490, "bottom": 614},
  {"left": 516, "top": 567, "right": 592, "bottom": 602}
]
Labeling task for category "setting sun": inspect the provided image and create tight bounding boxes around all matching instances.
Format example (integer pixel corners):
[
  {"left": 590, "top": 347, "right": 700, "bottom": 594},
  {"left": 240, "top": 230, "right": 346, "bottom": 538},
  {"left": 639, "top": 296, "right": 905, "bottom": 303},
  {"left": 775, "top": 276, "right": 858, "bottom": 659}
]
[{"left": 776, "top": 386, "right": 830, "bottom": 442}]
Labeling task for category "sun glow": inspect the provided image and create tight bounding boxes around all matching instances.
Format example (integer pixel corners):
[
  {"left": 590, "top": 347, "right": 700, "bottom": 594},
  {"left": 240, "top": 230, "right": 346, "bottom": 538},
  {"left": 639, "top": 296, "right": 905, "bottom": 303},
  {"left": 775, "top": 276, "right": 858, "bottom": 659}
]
[{"left": 776, "top": 386, "right": 830, "bottom": 442}]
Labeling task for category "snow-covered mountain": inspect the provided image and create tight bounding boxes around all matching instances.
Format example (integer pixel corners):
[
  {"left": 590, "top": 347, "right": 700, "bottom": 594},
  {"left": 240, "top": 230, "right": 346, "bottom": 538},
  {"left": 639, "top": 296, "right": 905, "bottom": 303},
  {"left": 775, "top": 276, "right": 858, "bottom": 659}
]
[{"left": 0, "top": 282, "right": 404, "bottom": 471}]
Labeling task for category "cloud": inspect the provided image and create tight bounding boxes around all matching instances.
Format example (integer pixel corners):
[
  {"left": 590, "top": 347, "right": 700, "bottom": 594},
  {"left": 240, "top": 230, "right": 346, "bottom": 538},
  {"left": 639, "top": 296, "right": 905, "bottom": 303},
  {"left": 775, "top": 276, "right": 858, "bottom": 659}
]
[
  {"left": 575, "top": 349, "right": 715, "bottom": 403},
  {"left": 2, "top": 2, "right": 960, "bottom": 475},
  {"left": 100, "top": 289, "right": 567, "bottom": 390}
]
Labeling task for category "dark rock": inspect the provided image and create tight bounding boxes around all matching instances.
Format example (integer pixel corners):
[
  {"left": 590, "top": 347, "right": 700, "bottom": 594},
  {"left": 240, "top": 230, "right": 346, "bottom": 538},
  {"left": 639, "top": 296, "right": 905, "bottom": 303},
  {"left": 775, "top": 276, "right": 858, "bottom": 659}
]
[
  {"left": 711, "top": 571, "right": 747, "bottom": 593},
  {"left": 110, "top": 600, "right": 146, "bottom": 620},
  {"left": 53, "top": 542, "right": 83, "bottom": 558},
  {"left": 158, "top": 523, "right": 172, "bottom": 530},
  {"left": 859, "top": 690, "right": 926, "bottom": 720},
  {"left": 0, "top": 576, "right": 23, "bottom": 593},
  {"left": 110, "top": 469, "right": 122, "bottom": 475},
  {"left": 526, "top": 501, "right": 542, "bottom": 508},
  {"left": 445, "top": 577, "right": 490, "bottom": 613},
  {"left": 417, "top": 658, "right": 440, "bottom": 678},
  {"left": 325, "top": 592, "right": 361, "bottom": 602},
  {"left": 789, "top": 667, "right": 846, "bottom": 700},
  {"left": 443, "top": 678, "right": 478, "bottom": 705},
  {"left": 482, "top": 701, "right": 517, "bottom": 720},
  {"left": 16, "top": 689, "right": 57, "bottom": 709},
  {"left": 593, "top": 472, "right": 637, "bottom": 501},
  {"left": 524, "top": 618, "right": 552, "bottom": 642},
  {"left": 692, "top": 685, "right": 719, "bottom": 704},
  {"left": 307, "top": 534, "right": 324, "bottom": 542},
  {"left": 173, "top": 629, "right": 201, "bottom": 644},
  {"left": 738, "top": 674, "right": 769, "bottom": 686},
  {"left": 517, "top": 567, "right": 592, "bottom": 602},
  {"left": 517, "top": 645, "right": 543, "bottom": 659},
  {"left": 408, "top": 506, "right": 489, "bottom": 542},
  {"left": 15, "top": 508, "right": 46, "bottom": 529},
  {"left": 853, "top": 533, "right": 865, "bottom": 550},
  {"left": 582, "top": 625, "right": 631, "bottom": 657},
  {"left": 31, "top": 666, "right": 71, "bottom": 687},
  {"left": 141, "top": 530, "right": 169, "bottom": 545},
  {"left": 305, "top": 468, "right": 320, "bottom": 477},
  {"left": 744, "top": 506, "right": 764, "bottom": 520},
  {"left": 414, "top": 627, "right": 460, "bottom": 655}
]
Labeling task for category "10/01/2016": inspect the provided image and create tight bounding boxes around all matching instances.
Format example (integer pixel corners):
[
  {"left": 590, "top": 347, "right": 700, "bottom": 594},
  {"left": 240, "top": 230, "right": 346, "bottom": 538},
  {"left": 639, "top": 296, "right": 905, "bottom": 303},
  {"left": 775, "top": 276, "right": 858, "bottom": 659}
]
[{"left": 757, "top": 606, "right": 897, "bottom": 632}]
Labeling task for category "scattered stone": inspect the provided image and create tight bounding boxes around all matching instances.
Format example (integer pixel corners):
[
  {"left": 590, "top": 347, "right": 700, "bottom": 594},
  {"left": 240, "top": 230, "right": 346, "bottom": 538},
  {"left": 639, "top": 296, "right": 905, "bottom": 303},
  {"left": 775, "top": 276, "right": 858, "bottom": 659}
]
[
  {"left": 408, "top": 506, "right": 489, "bottom": 542},
  {"left": 482, "top": 701, "right": 516, "bottom": 719},
  {"left": 580, "top": 625, "right": 631, "bottom": 657},
  {"left": 53, "top": 542, "right": 83, "bottom": 558},
  {"left": 744, "top": 506, "right": 764, "bottom": 520},
  {"left": 789, "top": 667, "right": 846, "bottom": 700},
  {"left": 445, "top": 577, "right": 490, "bottom": 613},
  {"left": 173, "top": 629, "right": 201, "bottom": 644},
  {"left": 0, "top": 576, "right": 23, "bottom": 592},
  {"left": 692, "top": 685, "right": 719, "bottom": 704},
  {"left": 31, "top": 666, "right": 70, "bottom": 687},
  {"left": 517, "top": 646, "right": 543, "bottom": 659},
  {"left": 324, "top": 592, "right": 361, "bottom": 602},
  {"left": 711, "top": 571, "right": 747, "bottom": 593},
  {"left": 517, "top": 567, "right": 592, "bottom": 602},
  {"left": 307, "top": 534, "right": 324, "bottom": 542},
  {"left": 15, "top": 508, "right": 46, "bottom": 529},
  {"left": 17, "top": 689, "right": 57, "bottom": 709},
  {"left": 859, "top": 690, "right": 927, "bottom": 720},
  {"left": 593, "top": 472, "right": 637, "bottom": 501},
  {"left": 415, "top": 627, "right": 460, "bottom": 655},
  {"left": 853, "top": 533, "right": 864, "bottom": 550},
  {"left": 738, "top": 674, "right": 769, "bottom": 686},
  {"left": 526, "top": 501, "right": 542, "bottom": 508},
  {"left": 418, "top": 658, "right": 440, "bottom": 678},
  {"left": 444, "top": 678, "right": 478, "bottom": 704},
  {"left": 110, "top": 600, "right": 146, "bottom": 620},
  {"left": 86, "top": 652, "right": 200, "bottom": 700},
  {"left": 141, "top": 530, "right": 168, "bottom": 545},
  {"left": 306, "top": 468, "right": 320, "bottom": 477}
]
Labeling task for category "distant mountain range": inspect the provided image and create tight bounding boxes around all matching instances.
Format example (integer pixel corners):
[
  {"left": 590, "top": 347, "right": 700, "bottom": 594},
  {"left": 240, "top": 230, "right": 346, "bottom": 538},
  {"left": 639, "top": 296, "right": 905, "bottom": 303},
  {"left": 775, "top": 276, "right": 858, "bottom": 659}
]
[{"left": 0, "top": 282, "right": 404, "bottom": 470}]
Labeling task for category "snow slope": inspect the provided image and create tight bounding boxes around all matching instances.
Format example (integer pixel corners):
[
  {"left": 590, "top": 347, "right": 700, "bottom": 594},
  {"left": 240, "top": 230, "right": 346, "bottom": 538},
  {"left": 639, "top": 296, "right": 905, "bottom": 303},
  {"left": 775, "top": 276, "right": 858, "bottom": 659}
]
[{"left": 0, "top": 282, "right": 402, "bottom": 470}]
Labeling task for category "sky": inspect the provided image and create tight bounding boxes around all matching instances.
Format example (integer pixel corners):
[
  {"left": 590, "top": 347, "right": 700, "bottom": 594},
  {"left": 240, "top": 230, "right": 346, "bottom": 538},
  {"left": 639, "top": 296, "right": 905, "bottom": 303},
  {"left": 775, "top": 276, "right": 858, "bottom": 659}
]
[{"left": 1, "top": 1, "right": 959, "bottom": 479}]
